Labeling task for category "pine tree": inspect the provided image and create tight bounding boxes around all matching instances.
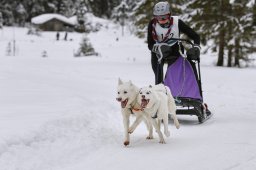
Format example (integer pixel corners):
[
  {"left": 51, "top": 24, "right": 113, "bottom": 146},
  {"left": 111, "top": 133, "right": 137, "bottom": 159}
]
[
  {"left": 254, "top": 0, "right": 256, "bottom": 26},
  {"left": 0, "top": 3, "right": 14, "bottom": 26},
  {"left": 29, "top": 0, "right": 46, "bottom": 20},
  {"left": 112, "top": 1, "right": 129, "bottom": 36},
  {"left": 187, "top": 0, "right": 230, "bottom": 66},
  {"left": 87, "top": 0, "right": 121, "bottom": 18},
  {"left": 112, "top": 1, "right": 129, "bottom": 23},
  {"left": 188, "top": 0, "right": 255, "bottom": 67},
  {"left": 75, "top": 36, "right": 97, "bottom": 57},
  {"left": 226, "top": 0, "right": 254, "bottom": 67},
  {"left": 15, "top": 3, "right": 27, "bottom": 26}
]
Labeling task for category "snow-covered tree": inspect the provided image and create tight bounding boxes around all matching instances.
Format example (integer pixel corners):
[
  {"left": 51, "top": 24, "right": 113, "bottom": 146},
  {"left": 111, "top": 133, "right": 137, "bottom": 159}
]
[
  {"left": 187, "top": 0, "right": 255, "bottom": 67},
  {"left": 254, "top": 0, "right": 256, "bottom": 26},
  {"left": 112, "top": 1, "right": 128, "bottom": 24},
  {"left": 73, "top": 1, "right": 88, "bottom": 33},
  {"left": 87, "top": 0, "right": 121, "bottom": 18},
  {"left": 75, "top": 36, "right": 97, "bottom": 57},
  {"left": 112, "top": 1, "right": 129, "bottom": 35},
  {"left": 0, "top": 3, "right": 14, "bottom": 26},
  {"left": 29, "top": 0, "right": 46, "bottom": 20},
  {"left": 15, "top": 3, "right": 27, "bottom": 26}
]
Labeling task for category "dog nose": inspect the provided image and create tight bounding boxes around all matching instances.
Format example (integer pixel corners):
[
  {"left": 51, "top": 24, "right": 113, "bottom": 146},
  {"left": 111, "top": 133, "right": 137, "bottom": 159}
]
[
  {"left": 142, "top": 95, "right": 145, "bottom": 99},
  {"left": 116, "top": 98, "right": 122, "bottom": 102}
]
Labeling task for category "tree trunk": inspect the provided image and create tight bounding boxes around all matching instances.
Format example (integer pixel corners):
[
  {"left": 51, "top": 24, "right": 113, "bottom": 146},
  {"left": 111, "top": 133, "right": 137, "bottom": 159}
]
[
  {"left": 227, "top": 20, "right": 233, "bottom": 67},
  {"left": 254, "top": 0, "right": 256, "bottom": 26},
  {"left": 227, "top": 46, "right": 233, "bottom": 67},
  {"left": 234, "top": 38, "right": 240, "bottom": 67},
  {"left": 217, "top": 28, "right": 225, "bottom": 66}
]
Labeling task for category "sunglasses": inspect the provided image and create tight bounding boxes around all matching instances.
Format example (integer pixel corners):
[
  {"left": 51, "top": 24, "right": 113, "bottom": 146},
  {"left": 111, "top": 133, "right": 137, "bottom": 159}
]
[{"left": 155, "top": 15, "right": 169, "bottom": 21}]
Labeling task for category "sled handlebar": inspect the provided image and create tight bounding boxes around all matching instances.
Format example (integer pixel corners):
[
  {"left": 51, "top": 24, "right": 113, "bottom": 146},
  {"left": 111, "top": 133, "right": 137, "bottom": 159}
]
[
  {"left": 168, "top": 38, "right": 194, "bottom": 46},
  {"left": 155, "top": 38, "right": 195, "bottom": 63}
]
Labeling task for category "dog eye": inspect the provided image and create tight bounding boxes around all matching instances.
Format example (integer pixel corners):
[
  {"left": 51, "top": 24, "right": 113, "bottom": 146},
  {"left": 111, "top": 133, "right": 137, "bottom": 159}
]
[
  {"left": 140, "top": 92, "right": 142, "bottom": 94},
  {"left": 124, "top": 91, "right": 127, "bottom": 94},
  {"left": 118, "top": 92, "right": 120, "bottom": 94},
  {"left": 146, "top": 91, "right": 151, "bottom": 94}
]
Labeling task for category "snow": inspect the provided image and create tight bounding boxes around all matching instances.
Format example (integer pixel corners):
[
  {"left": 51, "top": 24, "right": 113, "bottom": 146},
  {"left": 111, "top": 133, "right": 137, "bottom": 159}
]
[
  {"left": 247, "top": 0, "right": 255, "bottom": 7},
  {"left": 0, "top": 18, "right": 256, "bottom": 170},
  {"left": 31, "top": 14, "right": 75, "bottom": 25}
]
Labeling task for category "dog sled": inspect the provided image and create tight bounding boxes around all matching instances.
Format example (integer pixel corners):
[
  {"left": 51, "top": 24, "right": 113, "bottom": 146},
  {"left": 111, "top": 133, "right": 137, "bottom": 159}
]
[{"left": 156, "top": 38, "right": 212, "bottom": 123}]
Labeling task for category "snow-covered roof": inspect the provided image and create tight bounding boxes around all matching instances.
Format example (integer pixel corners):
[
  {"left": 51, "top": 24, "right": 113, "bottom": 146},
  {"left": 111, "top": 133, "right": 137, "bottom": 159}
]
[
  {"left": 68, "top": 16, "right": 78, "bottom": 25},
  {"left": 31, "top": 14, "right": 75, "bottom": 25}
]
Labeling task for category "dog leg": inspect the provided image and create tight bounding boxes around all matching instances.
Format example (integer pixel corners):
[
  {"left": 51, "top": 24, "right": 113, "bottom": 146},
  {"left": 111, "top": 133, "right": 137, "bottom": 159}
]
[
  {"left": 163, "top": 117, "right": 170, "bottom": 137},
  {"left": 168, "top": 97, "right": 180, "bottom": 129},
  {"left": 157, "top": 119, "right": 161, "bottom": 131},
  {"left": 150, "top": 118, "right": 165, "bottom": 144},
  {"left": 171, "top": 113, "right": 180, "bottom": 129},
  {"left": 128, "top": 115, "right": 143, "bottom": 134},
  {"left": 143, "top": 118, "right": 153, "bottom": 139},
  {"left": 122, "top": 111, "right": 130, "bottom": 146}
]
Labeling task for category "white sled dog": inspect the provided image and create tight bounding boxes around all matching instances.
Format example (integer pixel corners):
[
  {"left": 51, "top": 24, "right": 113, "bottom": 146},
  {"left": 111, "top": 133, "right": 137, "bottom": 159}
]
[
  {"left": 116, "top": 78, "right": 153, "bottom": 146},
  {"left": 137, "top": 84, "right": 180, "bottom": 144}
]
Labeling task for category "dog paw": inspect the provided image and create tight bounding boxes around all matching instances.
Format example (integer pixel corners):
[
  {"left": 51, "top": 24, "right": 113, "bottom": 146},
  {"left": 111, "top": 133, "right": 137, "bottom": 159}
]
[
  {"left": 128, "top": 128, "right": 134, "bottom": 134},
  {"left": 124, "top": 141, "right": 130, "bottom": 146},
  {"left": 146, "top": 136, "right": 153, "bottom": 140},
  {"left": 175, "top": 123, "right": 180, "bottom": 129},
  {"left": 128, "top": 130, "right": 134, "bottom": 134},
  {"left": 164, "top": 131, "right": 170, "bottom": 137},
  {"left": 159, "top": 139, "right": 166, "bottom": 144}
]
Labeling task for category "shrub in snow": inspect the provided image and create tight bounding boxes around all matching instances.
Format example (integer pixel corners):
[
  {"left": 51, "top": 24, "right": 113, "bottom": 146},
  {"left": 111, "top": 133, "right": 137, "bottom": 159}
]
[
  {"left": 27, "top": 27, "right": 41, "bottom": 36},
  {"left": 84, "top": 23, "right": 103, "bottom": 33},
  {"left": 74, "top": 36, "right": 98, "bottom": 57},
  {"left": 41, "top": 50, "right": 48, "bottom": 58},
  {"left": 6, "top": 42, "right": 12, "bottom": 56},
  {"left": 15, "top": 3, "right": 27, "bottom": 27},
  {"left": 74, "top": 24, "right": 86, "bottom": 33}
]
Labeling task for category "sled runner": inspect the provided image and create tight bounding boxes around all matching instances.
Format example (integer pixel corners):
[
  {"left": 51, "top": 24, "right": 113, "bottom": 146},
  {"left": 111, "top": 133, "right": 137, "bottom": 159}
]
[{"left": 156, "top": 38, "right": 212, "bottom": 123}]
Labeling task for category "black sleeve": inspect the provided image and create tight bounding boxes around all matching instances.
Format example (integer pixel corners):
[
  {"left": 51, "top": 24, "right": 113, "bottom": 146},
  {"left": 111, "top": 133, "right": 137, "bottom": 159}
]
[
  {"left": 147, "top": 19, "right": 156, "bottom": 51},
  {"left": 178, "top": 19, "right": 200, "bottom": 45}
]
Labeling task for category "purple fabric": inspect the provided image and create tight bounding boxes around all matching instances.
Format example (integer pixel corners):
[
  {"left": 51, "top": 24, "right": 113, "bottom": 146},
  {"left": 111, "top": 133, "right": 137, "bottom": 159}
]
[{"left": 164, "top": 56, "right": 202, "bottom": 100}]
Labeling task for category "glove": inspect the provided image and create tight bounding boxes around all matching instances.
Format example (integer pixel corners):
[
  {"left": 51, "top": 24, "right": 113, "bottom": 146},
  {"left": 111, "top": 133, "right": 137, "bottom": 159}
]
[
  {"left": 152, "top": 44, "right": 160, "bottom": 54},
  {"left": 186, "top": 44, "right": 201, "bottom": 60}
]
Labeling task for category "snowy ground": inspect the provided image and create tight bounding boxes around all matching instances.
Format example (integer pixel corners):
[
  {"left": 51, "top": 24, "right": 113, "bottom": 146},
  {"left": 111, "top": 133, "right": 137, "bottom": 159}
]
[{"left": 0, "top": 21, "right": 256, "bottom": 170}]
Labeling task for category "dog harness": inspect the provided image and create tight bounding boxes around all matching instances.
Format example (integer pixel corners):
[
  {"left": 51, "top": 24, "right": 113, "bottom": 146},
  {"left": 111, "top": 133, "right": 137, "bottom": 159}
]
[
  {"left": 131, "top": 107, "right": 143, "bottom": 112},
  {"left": 130, "top": 100, "right": 143, "bottom": 113}
]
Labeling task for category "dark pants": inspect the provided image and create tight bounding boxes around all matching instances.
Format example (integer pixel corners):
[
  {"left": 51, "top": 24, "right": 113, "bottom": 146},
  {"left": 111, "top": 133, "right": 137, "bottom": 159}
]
[{"left": 151, "top": 52, "right": 179, "bottom": 85}]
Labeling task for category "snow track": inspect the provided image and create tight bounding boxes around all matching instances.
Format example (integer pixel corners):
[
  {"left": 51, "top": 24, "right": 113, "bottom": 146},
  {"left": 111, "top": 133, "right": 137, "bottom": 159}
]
[{"left": 0, "top": 102, "right": 122, "bottom": 170}]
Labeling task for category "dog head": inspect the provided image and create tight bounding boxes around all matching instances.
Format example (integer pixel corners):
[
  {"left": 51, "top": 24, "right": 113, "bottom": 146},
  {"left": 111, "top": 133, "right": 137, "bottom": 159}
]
[
  {"left": 116, "top": 78, "right": 138, "bottom": 108},
  {"left": 137, "top": 86, "right": 156, "bottom": 109}
]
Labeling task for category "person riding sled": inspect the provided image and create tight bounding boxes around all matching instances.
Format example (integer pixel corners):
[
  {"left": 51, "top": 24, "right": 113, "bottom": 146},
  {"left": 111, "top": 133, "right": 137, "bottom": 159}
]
[
  {"left": 148, "top": 1, "right": 201, "bottom": 85},
  {"left": 147, "top": 1, "right": 212, "bottom": 123}
]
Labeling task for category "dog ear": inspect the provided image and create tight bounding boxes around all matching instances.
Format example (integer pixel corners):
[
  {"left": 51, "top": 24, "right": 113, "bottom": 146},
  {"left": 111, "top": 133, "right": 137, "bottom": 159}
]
[
  {"left": 139, "top": 88, "right": 142, "bottom": 93},
  {"left": 118, "top": 78, "right": 123, "bottom": 85},
  {"left": 128, "top": 80, "right": 133, "bottom": 86}
]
